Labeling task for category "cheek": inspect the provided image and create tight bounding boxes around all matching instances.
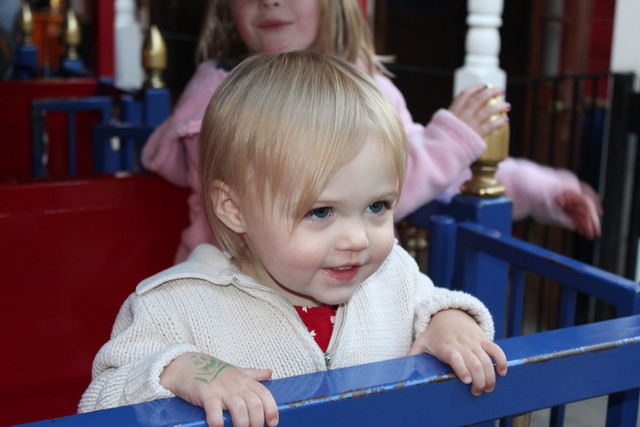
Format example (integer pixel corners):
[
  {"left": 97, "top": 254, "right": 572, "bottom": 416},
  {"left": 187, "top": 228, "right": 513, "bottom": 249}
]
[
  {"left": 299, "top": 2, "right": 320, "bottom": 38},
  {"left": 230, "top": 8, "right": 252, "bottom": 42},
  {"left": 280, "top": 235, "right": 325, "bottom": 269},
  {"left": 372, "top": 220, "right": 396, "bottom": 260}
]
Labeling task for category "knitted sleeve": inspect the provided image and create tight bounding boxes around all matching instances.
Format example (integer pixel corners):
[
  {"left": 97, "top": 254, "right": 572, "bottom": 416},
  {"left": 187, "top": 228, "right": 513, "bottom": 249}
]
[
  {"left": 392, "top": 246, "right": 495, "bottom": 340},
  {"left": 77, "top": 294, "right": 198, "bottom": 413}
]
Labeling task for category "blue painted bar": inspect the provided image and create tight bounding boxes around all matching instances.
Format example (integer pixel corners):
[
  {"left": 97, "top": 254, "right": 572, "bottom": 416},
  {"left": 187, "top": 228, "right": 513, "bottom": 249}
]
[
  {"left": 454, "top": 222, "right": 640, "bottom": 316},
  {"left": 143, "top": 88, "right": 170, "bottom": 127},
  {"left": 60, "top": 58, "right": 88, "bottom": 77},
  {"left": 448, "top": 194, "right": 513, "bottom": 235},
  {"left": 31, "top": 97, "right": 113, "bottom": 177},
  {"left": 453, "top": 221, "right": 640, "bottom": 425},
  {"left": 507, "top": 266, "right": 526, "bottom": 337},
  {"left": 427, "top": 214, "right": 456, "bottom": 288},
  {"left": 92, "top": 123, "right": 154, "bottom": 172},
  {"left": 11, "top": 44, "right": 38, "bottom": 80},
  {"left": 18, "top": 315, "right": 640, "bottom": 427}
]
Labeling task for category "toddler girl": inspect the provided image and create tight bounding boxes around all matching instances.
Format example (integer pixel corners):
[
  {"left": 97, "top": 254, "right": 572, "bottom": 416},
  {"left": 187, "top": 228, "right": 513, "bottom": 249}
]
[{"left": 80, "top": 51, "right": 507, "bottom": 427}]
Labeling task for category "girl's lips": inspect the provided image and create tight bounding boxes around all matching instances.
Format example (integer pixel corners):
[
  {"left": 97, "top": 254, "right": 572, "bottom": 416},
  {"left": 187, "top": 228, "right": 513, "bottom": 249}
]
[
  {"left": 258, "top": 19, "right": 291, "bottom": 30},
  {"left": 323, "top": 265, "right": 360, "bottom": 282}
]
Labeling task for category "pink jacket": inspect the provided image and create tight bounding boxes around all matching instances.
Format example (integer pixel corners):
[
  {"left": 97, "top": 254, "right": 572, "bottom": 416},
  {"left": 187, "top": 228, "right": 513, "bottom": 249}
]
[{"left": 142, "top": 60, "right": 581, "bottom": 263}]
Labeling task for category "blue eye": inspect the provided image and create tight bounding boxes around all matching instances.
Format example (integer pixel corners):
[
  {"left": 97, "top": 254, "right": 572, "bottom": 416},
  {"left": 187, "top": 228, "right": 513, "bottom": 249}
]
[
  {"left": 307, "top": 207, "right": 332, "bottom": 219},
  {"left": 367, "top": 201, "right": 387, "bottom": 214}
]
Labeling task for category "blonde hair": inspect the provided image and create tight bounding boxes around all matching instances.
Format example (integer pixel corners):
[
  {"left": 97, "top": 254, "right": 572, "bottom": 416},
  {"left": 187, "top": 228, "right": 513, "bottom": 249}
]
[
  {"left": 195, "top": 0, "right": 386, "bottom": 75},
  {"left": 200, "top": 51, "right": 407, "bottom": 262}
]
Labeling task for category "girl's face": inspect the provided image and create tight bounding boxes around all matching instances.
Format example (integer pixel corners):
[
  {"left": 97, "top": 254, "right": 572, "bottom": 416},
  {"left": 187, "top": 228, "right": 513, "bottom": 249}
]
[
  {"left": 237, "top": 138, "right": 398, "bottom": 307},
  {"left": 230, "top": 0, "right": 320, "bottom": 54}
]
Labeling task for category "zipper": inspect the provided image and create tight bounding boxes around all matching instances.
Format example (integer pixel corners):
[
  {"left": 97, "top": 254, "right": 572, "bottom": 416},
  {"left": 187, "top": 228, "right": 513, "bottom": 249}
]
[
  {"left": 232, "top": 277, "right": 347, "bottom": 369},
  {"left": 323, "top": 304, "right": 347, "bottom": 368}
]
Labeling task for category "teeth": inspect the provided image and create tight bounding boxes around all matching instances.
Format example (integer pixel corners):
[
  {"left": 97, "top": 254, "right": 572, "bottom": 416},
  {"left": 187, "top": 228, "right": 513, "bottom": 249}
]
[{"left": 335, "top": 266, "right": 352, "bottom": 270}]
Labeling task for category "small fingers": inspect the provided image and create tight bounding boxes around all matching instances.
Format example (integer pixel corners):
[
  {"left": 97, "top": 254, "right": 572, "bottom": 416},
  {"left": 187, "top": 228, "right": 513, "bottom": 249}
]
[
  {"left": 477, "top": 113, "right": 509, "bottom": 138},
  {"left": 249, "top": 381, "right": 279, "bottom": 426},
  {"left": 449, "top": 84, "right": 486, "bottom": 113},
  {"left": 223, "top": 393, "right": 251, "bottom": 427},
  {"left": 449, "top": 85, "right": 508, "bottom": 136},
  {"left": 203, "top": 397, "right": 225, "bottom": 427},
  {"left": 580, "top": 183, "right": 603, "bottom": 213},
  {"left": 478, "top": 350, "right": 497, "bottom": 394},
  {"left": 483, "top": 340, "right": 508, "bottom": 377},
  {"left": 445, "top": 350, "right": 472, "bottom": 385},
  {"left": 463, "top": 350, "right": 488, "bottom": 396}
]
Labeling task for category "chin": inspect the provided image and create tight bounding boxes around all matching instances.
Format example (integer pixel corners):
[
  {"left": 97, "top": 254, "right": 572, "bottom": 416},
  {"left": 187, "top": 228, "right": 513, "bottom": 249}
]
[{"left": 318, "top": 291, "right": 357, "bottom": 306}]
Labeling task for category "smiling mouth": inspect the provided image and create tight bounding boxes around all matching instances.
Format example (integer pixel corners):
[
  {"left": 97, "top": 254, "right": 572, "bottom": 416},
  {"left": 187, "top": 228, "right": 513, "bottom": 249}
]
[
  {"left": 259, "top": 20, "right": 291, "bottom": 29},
  {"left": 323, "top": 265, "right": 361, "bottom": 282}
]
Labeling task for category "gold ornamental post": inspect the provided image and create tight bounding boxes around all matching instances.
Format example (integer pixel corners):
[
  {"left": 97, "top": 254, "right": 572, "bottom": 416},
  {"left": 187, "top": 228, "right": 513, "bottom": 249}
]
[
  {"left": 63, "top": 9, "right": 81, "bottom": 61},
  {"left": 19, "top": 0, "right": 34, "bottom": 45},
  {"left": 142, "top": 25, "right": 167, "bottom": 89},
  {"left": 460, "top": 90, "right": 510, "bottom": 198}
]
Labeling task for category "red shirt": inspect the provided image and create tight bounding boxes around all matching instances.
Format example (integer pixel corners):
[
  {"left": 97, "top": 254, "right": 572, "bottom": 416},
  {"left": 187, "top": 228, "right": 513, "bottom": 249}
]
[{"left": 294, "top": 305, "right": 338, "bottom": 353}]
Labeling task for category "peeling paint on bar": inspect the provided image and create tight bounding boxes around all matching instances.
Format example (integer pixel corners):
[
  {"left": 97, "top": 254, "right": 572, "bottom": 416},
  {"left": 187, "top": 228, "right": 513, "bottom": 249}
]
[
  {"left": 506, "top": 337, "right": 640, "bottom": 367},
  {"left": 284, "top": 372, "right": 460, "bottom": 409}
]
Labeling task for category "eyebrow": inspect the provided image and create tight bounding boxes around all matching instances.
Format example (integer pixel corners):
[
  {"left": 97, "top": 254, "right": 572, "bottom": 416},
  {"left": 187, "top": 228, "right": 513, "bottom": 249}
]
[{"left": 314, "top": 190, "right": 399, "bottom": 206}]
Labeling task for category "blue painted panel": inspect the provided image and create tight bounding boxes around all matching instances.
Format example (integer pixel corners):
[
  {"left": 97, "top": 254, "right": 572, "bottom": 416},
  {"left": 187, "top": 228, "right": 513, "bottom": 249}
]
[
  {"left": 20, "top": 315, "right": 640, "bottom": 427},
  {"left": 455, "top": 222, "right": 640, "bottom": 315}
]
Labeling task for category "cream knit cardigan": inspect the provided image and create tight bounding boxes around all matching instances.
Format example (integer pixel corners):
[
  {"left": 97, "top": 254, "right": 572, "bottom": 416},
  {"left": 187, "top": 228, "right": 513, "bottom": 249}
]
[{"left": 78, "top": 243, "right": 495, "bottom": 413}]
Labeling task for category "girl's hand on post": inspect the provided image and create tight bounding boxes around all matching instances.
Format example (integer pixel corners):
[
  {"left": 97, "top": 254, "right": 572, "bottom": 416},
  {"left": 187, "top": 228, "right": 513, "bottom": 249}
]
[
  {"left": 408, "top": 309, "right": 507, "bottom": 396},
  {"left": 160, "top": 352, "right": 279, "bottom": 427},
  {"left": 448, "top": 84, "right": 511, "bottom": 138}
]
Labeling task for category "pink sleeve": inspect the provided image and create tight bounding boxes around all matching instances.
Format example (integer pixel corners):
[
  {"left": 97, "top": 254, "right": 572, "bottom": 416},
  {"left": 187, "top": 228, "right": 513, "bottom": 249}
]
[
  {"left": 374, "top": 74, "right": 487, "bottom": 220},
  {"left": 495, "top": 158, "right": 581, "bottom": 228},
  {"left": 141, "top": 62, "right": 229, "bottom": 188}
]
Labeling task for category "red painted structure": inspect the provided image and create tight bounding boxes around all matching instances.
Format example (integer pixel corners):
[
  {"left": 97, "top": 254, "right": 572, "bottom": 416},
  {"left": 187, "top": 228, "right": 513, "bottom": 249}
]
[
  {"left": 0, "top": 173, "right": 189, "bottom": 426},
  {"left": 0, "top": 78, "right": 99, "bottom": 179},
  {"left": 96, "top": 1, "right": 115, "bottom": 79}
]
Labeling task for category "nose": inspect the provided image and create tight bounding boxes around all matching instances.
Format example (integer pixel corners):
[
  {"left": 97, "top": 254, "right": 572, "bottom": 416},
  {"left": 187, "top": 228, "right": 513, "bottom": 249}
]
[{"left": 336, "top": 218, "right": 369, "bottom": 252}]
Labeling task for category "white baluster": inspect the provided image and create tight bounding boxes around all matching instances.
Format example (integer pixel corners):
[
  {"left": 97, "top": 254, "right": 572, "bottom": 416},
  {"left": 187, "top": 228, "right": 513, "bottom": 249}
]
[
  {"left": 454, "top": 0, "right": 506, "bottom": 95},
  {"left": 115, "top": 0, "right": 143, "bottom": 89},
  {"left": 456, "top": 0, "right": 509, "bottom": 198}
]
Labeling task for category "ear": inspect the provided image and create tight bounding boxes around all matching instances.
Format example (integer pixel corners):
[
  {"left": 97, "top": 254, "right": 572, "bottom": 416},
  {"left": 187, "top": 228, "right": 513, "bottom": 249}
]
[{"left": 211, "top": 180, "right": 247, "bottom": 234}]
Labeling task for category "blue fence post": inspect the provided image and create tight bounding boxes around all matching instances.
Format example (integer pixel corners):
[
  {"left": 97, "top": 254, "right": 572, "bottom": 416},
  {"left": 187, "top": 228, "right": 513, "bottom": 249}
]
[
  {"left": 12, "top": 44, "right": 38, "bottom": 80},
  {"left": 450, "top": 194, "right": 512, "bottom": 339},
  {"left": 121, "top": 95, "right": 143, "bottom": 170},
  {"left": 143, "top": 88, "right": 170, "bottom": 127},
  {"left": 428, "top": 215, "right": 457, "bottom": 289},
  {"left": 60, "top": 58, "right": 86, "bottom": 77}
]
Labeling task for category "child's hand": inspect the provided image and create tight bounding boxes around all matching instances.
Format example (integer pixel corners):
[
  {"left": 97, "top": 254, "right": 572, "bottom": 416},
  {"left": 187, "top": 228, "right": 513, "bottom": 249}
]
[
  {"left": 408, "top": 309, "right": 507, "bottom": 396},
  {"left": 448, "top": 84, "right": 510, "bottom": 138},
  {"left": 554, "top": 182, "right": 603, "bottom": 239},
  {"left": 160, "top": 352, "right": 278, "bottom": 427}
]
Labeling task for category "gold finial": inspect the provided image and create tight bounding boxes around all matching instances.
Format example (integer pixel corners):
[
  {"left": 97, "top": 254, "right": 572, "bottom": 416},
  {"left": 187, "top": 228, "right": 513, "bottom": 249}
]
[
  {"left": 460, "top": 87, "right": 510, "bottom": 198},
  {"left": 19, "top": 1, "right": 34, "bottom": 45},
  {"left": 50, "top": 0, "right": 62, "bottom": 14},
  {"left": 64, "top": 9, "right": 82, "bottom": 60},
  {"left": 142, "top": 25, "right": 167, "bottom": 89}
]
